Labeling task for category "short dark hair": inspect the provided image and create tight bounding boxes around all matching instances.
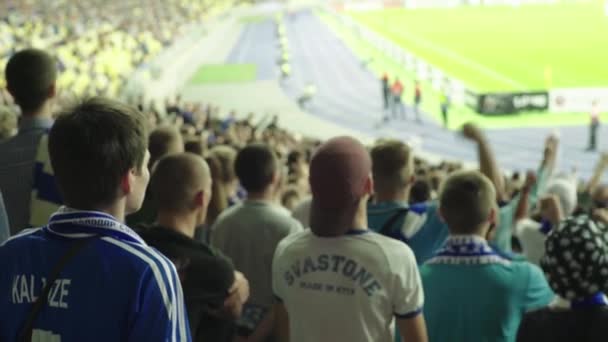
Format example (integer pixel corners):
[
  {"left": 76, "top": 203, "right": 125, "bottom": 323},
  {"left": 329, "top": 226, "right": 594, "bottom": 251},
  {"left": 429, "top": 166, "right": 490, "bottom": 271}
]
[
  {"left": 48, "top": 97, "right": 148, "bottom": 210},
  {"left": 152, "top": 153, "right": 208, "bottom": 213},
  {"left": 208, "top": 145, "right": 237, "bottom": 184},
  {"left": 184, "top": 139, "right": 205, "bottom": 156},
  {"left": 439, "top": 171, "right": 496, "bottom": 234},
  {"left": 410, "top": 179, "right": 431, "bottom": 205},
  {"left": 148, "top": 126, "right": 183, "bottom": 169},
  {"left": 235, "top": 143, "right": 277, "bottom": 193},
  {"left": 5, "top": 49, "right": 57, "bottom": 112}
]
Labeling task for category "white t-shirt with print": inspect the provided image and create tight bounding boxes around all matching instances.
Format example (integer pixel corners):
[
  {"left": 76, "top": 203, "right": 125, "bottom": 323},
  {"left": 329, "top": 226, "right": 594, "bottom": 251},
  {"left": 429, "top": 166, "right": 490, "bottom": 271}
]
[{"left": 272, "top": 229, "right": 423, "bottom": 342}]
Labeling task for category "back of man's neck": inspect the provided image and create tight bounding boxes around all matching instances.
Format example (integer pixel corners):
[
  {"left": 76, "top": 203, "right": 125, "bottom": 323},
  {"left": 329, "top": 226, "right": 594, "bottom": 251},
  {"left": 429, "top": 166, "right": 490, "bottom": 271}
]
[
  {"left": 21, "top": 101, "right": 52, "bottom": 120},
  {"left": 79, "top": 203, "right": 125, "bottom": 224},
  {"left": 247, "top": 190, "right": 275, "bottom": 203},
  {"left": 156, "top": 212, "right": 196, "bottom": 239},
  {"left": 374, "top": 191, "right": 408, "bottom": 203}
]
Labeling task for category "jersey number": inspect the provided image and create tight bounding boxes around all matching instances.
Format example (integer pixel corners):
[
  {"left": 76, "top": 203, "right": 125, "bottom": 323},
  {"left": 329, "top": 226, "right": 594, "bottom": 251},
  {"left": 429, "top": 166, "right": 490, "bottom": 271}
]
[{"left": 32, "top": 329, "right": 62, "bottom": 342}]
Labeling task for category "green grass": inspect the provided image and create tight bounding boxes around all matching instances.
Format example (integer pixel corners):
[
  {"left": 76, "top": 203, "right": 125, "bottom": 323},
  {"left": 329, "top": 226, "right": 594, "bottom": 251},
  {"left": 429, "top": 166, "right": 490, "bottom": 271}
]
[
  {"left": 349, "top": 1, "right": 608, "bottom": 92},
  {"left": 188, "top": 64, "right": 257, "bottom": 85},
  {"left": 318, "top": 9, "right": 608, "bottom": 129},
  {"left": 240, "top": 15, "right": 269, "bottom": 23}
]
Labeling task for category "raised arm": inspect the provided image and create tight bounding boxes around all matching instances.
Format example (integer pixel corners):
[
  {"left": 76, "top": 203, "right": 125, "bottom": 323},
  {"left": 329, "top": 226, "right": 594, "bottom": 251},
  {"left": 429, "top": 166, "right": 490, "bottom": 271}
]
[
  {"left": 586, "top": 153, "right": 608, "bottom": 195},
  {"left": 515, "top": 135, "right": 559, "bottom": 215},
  {"left": 514, "top": 171, "right": 537, "bottom": 222},
  {"left": 462, "top": 123, "right": 506, "bottom": 202},
  {"left": 540, "top": 135, "right": 559, "bottom": 172}
]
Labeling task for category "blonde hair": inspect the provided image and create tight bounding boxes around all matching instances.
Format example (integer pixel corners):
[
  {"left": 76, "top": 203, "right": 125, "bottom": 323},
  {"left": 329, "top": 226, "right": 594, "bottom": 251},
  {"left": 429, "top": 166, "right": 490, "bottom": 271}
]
[
  {"left": 370, "top": 139, "right": 414, "bottom": 194},
  {"left": 439, "top": 171, "right": 496, "bottom": 234}
]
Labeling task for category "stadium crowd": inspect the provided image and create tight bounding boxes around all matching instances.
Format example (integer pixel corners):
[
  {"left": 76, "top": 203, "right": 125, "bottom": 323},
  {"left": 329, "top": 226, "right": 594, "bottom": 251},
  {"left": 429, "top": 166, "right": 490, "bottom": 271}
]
[
  {"left": 0, "top": 0, "right": 211, "bottom": 100},
  {"left": 2, "top": 5, "right": 608, "bottom": 342}
]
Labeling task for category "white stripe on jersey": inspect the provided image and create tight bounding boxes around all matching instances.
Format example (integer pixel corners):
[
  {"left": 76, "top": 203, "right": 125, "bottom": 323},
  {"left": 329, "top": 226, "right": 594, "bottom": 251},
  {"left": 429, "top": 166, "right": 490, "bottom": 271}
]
[
  {"left": 46, "top": 227, "right": 96, "bottom": 239},
  {"left": 175, "top": 268, "right": 187, "bottom": 340},
  {"left": 101, "top": 237, "right": 182, "bottom": 341},
  {"left": 0, "top": 227, "right": 41, "bottom": 247}
]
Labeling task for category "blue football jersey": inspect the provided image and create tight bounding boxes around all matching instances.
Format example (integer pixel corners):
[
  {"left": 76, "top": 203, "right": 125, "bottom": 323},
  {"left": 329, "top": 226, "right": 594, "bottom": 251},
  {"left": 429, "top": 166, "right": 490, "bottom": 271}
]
[{"left": 0, "top": 208, "right": 191, "bottom": 342}]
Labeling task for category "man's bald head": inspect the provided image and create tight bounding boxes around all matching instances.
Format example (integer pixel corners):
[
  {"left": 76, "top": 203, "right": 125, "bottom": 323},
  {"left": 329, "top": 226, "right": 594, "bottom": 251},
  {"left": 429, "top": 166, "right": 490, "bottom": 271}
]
[{"left": 152, "top": 153, "right": 211, "bottom": 214}]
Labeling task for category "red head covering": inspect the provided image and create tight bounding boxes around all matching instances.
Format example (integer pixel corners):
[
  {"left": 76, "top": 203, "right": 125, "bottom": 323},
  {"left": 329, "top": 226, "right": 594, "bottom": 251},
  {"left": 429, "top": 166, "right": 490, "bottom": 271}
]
[{"left": 309, "top": 136, "right": 371, "bottom": 210}]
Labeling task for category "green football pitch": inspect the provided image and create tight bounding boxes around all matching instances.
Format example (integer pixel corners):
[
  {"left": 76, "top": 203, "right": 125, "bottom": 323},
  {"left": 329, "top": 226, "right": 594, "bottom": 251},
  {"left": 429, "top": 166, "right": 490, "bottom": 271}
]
[
  {"left": 349, "top": 0, "right": 608, "bottom": 93},
  {"left": 188, "top": 64, "right": 257, "bottom": 85}
]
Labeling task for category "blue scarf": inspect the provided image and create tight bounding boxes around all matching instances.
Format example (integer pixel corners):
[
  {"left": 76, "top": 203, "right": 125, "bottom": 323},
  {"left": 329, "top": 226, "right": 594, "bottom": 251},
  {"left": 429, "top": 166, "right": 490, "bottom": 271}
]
[
  {"left": 571, "top": 292, "right": 608, "bottom": 309},
  {"left": 44, "top": 207, "right": 145, "bottom": 245},
  {"left": 427, "top": 235, "right": 510, "bottom": 265}
]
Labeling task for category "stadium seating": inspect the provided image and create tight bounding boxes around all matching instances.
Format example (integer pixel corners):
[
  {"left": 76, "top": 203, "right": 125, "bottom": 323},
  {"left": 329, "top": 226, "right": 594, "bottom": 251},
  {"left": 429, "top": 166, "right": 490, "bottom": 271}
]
[{"left": 2, "top": 1, "right": 608, "bottom": 342}]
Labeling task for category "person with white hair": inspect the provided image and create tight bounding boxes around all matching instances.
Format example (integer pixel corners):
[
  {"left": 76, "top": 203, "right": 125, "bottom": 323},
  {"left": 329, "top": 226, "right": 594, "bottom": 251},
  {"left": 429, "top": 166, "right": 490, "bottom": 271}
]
[
  {"left": 515, "top": 174, "right": 578, "bottom": 265},
  {"left": 517, "top": 215, "right": 608, "bottom": 341}
]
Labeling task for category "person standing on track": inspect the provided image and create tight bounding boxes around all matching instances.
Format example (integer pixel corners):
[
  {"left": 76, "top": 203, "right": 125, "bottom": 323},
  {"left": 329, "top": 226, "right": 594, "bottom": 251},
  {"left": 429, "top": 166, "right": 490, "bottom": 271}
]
[
  {"left": 587, "top": 100, "right": 601, "bottom": 151},
  {"left": 381, "top": 73, "right": 391, "bottom": 121},
  {"left": 439, "top": 87, "right": 450, "bottom": 129},
  {"left": 392, "top": 78, "right": 406, "bottom": 120},
  {"left": 413, "top": 80, "right": 422, "bottom": 123}
]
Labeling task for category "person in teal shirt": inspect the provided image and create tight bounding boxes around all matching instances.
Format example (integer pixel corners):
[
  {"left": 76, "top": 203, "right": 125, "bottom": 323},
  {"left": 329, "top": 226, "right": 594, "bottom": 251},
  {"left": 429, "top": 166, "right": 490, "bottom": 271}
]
[
  {"left": 367, "top": 127, "right": 558, "bottom": 265},
  {"left": 421, "top": 171, "right": 554, "bottom": 342}
]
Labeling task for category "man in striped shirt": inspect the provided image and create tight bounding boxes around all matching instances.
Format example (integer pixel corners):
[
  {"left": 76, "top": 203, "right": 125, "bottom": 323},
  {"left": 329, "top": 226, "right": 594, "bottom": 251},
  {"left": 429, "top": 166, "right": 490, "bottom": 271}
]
[{"left": 0, "top": 97, "right": 190, "bottom": 341}]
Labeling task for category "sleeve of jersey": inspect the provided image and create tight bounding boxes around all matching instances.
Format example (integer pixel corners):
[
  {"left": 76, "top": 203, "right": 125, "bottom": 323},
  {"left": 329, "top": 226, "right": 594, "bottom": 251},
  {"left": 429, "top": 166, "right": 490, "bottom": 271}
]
[
  {"left": 272, "top": 240, "right": 287, "bottom": 303},
  {"left": 522, "top": 263, "right": 555, "bottom": 311},
  {"left": 129, "top": 260, "right": 192, "bottom": 342},
  {"left": 390, "top": 246, "right": 424, "bottom": 319}
]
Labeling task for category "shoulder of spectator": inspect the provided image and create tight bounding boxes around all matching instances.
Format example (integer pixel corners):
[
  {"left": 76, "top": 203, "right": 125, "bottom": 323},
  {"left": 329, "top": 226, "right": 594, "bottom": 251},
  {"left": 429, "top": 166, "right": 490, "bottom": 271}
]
[
  {"left": 519, "top": 260, "right": 555, "bottom": 302},
  {"left": 0, "top": 227, "right": 42, "bottom": 248},
  {"left": 375, "top": 232, "right": 418, "bottom": 269}
]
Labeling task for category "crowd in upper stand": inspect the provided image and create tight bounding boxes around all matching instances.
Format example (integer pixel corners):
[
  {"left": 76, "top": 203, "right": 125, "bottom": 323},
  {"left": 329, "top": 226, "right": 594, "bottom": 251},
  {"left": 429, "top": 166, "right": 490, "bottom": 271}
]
[
  {"left": 0, "top": 0, "right": 215, "bottom": 99},
  {"left": 2, "top": 6, "right": 608, "bottom": 342}
]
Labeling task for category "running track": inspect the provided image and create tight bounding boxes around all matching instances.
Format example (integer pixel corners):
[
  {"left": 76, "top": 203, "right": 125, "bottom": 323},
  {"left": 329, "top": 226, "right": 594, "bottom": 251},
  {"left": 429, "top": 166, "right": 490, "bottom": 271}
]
[{"left": 226, "top": 11, "right": 606, "bottom": 179}]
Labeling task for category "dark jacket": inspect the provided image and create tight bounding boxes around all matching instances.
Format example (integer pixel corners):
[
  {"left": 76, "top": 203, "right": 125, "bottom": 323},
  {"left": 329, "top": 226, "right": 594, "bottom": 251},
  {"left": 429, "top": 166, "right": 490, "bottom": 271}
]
[
  {"left": 517, "top": 307, "right": 608, "bottom": 342},
  {"left": 138, "top": 225, "right": 236, "bottom": 342}
]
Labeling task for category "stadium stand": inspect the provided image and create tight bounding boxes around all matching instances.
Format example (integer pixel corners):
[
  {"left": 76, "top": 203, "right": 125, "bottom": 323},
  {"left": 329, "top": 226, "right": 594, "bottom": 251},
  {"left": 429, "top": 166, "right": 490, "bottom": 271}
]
[{"left": 2, "top": 1, "right": 608, "bottom": 342}]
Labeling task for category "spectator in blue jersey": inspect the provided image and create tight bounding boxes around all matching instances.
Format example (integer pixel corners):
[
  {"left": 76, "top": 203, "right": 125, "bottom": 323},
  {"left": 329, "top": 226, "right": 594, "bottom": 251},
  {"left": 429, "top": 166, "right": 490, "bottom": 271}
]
[
  {"left": 272, "top": 136, "right": 428, "bottom": 342},
  {"left": 517, "top": 215, "right": 608, "bottom": 342},
  {"left": 0, "top": 97, "right": 191, "bottom": 341},
  {"left": 138, "top": 153, "right": 250, "bottom": 342},
  {"left": 212, "top": 143, "right": 302, "bottom": 341},
  {"left": 421, "top": 170, "right": 554, "bottom": 342},
  {"left": 0, "top": 48, "right": 57, "bottom": 234}
]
